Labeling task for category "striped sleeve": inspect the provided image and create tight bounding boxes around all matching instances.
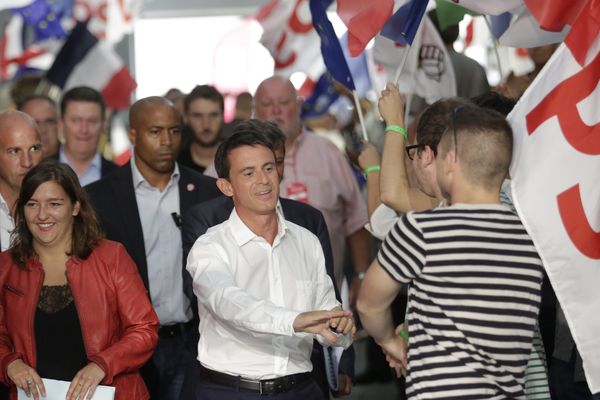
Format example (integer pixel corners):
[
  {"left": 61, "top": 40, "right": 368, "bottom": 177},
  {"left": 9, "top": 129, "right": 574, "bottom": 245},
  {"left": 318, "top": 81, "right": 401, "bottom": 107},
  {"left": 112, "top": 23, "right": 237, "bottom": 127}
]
[{"left": 377, "top": 212, "right": 426, "bottom": 283}]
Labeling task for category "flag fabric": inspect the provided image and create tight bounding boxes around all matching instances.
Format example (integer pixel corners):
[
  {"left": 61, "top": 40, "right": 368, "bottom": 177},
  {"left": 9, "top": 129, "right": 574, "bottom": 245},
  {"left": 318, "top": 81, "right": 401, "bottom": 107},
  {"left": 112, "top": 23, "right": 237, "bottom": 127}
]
[
  {"left": 255, "top": 0, "right": 324, "bottom": 80},
  {"left": 336, "top": 0, "right": 393, "bottom": 56},
  {"left": 434, "top": 0, "right": 478, "bottom": 29},
  {"left": 489, "top": 12, "right": 511, "bottom": 38},
  {"left": 498, "top": 5, "right": 569, "bottom": 49},
  {"left": 309, "top": 0, "right": 355, "bottom": 90},
  {"left": 508, "top": 33, "right": 600, "bottom": 395},
  {"left": 301, "top": 73, "right": 340, "bottom": 118},
  {"left": 46, "top": 21, "right": 136, "bottom": 109},
  {"left": 381, "top": 0, "right": 428, "bottom": 46},
  {"left": 10, "top": 0, "right": 69, "bottom": 42},
  {"left": 302, "top": 32, "right": 371, "bottom": 118},
  {"left": 523, "top": 0, "right": 599, "bottom": 66},
  {"left": 373, "top": 15, "right": 456, "bottom": 104},
  {"left": 438, "top": 0, "right": 522, "bottom": 16}
]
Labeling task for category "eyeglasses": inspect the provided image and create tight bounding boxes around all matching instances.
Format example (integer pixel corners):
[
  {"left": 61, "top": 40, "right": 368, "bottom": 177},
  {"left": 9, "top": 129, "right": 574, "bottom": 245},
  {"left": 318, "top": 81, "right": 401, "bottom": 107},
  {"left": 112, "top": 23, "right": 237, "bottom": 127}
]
[{"left": 405, "top": 144, "right": 424, "bottom": 161}]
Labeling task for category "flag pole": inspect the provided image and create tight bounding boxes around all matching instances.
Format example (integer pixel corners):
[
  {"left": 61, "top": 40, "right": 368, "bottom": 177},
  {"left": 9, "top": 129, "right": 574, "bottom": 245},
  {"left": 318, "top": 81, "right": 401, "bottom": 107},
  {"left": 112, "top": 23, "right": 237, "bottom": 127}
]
[
  {"left": 483, "top": 16, "right": 504, "bottom": 79},
  {"left": 392, "top": 45, "right": 411, "bottom": 85},
  {"left": 352, "top": 90, "right": 369, "bottom": 142}
]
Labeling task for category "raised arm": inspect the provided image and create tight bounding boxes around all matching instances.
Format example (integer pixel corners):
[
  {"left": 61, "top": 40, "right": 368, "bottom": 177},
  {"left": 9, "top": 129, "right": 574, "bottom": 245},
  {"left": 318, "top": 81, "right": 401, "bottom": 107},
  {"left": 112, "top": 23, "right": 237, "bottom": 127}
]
[{"left": 379, "top": 84, "right": 437, "bottom": 213}]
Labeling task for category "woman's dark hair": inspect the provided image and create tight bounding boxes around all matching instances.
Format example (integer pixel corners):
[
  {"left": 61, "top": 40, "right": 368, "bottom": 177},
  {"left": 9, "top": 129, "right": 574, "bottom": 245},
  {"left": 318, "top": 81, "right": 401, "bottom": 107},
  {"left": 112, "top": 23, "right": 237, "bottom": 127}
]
[{"left": 10, "top": 159, "right": 104, "bottom": 267}]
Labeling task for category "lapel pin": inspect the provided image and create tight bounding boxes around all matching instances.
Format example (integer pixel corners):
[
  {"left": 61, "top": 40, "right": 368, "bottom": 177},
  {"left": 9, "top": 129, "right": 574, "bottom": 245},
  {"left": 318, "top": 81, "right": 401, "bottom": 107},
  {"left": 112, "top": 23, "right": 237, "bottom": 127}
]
[{"left": 187, "top": 183, "right": 195, "bottom": 192}]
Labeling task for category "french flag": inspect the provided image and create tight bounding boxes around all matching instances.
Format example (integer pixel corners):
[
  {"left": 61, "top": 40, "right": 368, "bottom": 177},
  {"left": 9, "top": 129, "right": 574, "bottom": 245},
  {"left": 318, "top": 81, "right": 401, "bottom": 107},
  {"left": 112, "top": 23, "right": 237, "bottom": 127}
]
[{"left": 46, "top": 21, "right": 136, "bottom": 110}]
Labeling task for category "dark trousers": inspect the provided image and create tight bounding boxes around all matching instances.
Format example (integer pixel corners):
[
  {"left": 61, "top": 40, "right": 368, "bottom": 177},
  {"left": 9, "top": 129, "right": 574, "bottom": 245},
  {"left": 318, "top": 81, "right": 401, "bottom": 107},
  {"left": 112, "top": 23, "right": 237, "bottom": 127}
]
[
  {"left": 145, "top": 326, "right": 196, "bottom": 400},
  {"left": 550, "top": 354, "right": 600, "bottom": 400},
  {"left": 190, "top": 377, "right": 325, "bottom": 400}
]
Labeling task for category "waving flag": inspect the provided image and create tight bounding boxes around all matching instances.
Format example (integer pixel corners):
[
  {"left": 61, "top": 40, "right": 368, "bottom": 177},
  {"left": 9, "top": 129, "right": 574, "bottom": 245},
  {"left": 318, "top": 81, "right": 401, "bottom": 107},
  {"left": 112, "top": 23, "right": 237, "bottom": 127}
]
[
  {"left": 434, "top": 0, "right": 478, "bottom": 29},
  {"left": 256, "top": 0, "right": 324, "bottom": 79},
  {"left": 524, "top": 0, "right": 599, "bottom": 66},
  {"left": 10, "top": 0, "right": 71, "bottom": 42},
  {"left": 499, "top": 5, "right": 569, "bottom": 48},
  {"left": 310, "top": 0, "right": 355, "bottom": 90},
  {"left": 380, "top": 0, "right": 428, "bottom": 46},
  {"left": 374, "top": 15, "right": 456, "bottom": 104},
  {"left": 46, "top": 21, "right": 136, "bottom": 109},
  {"left": 336, "top": 0, "right": 393, "bottom": 56},
  {"left": 508, "top": 32, "right": 600, "bottom": 395},
  {"left": 438, "top": 0, "right": 522, "bottom": 15}
]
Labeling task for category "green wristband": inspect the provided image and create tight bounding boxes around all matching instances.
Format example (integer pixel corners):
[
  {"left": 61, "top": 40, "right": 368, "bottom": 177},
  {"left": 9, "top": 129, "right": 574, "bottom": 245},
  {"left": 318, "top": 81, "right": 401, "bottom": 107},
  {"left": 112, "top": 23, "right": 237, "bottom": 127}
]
[
  {"left": 399, "top": 327, "right": 409, "bottom": 341},
  {"left": 386, "top": 124, "right": 407, "bottom": 140},
  {"left": 363, "top": 165, "right": 381, "bottom": 175}
]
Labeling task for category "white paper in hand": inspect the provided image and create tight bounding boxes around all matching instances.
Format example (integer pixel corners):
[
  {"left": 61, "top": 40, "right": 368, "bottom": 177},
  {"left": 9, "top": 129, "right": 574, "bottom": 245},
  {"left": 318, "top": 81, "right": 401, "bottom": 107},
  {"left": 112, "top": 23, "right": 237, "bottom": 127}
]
[{"left": 17, "top": 378, "right": 115, "bottom": 400}]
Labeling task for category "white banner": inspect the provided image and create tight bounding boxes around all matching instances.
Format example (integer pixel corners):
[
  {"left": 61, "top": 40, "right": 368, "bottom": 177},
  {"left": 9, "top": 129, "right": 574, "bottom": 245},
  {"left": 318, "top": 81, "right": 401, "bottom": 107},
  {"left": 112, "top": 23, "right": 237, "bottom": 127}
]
[
  {"left": 256, "top": 0, "right": 324, "bottom": 80},
  {"left": 508, "top": 35, "right": 600, "bottom": 394},
  {"left": 372, "top": 15, "right": 456, "bottom": 104}
]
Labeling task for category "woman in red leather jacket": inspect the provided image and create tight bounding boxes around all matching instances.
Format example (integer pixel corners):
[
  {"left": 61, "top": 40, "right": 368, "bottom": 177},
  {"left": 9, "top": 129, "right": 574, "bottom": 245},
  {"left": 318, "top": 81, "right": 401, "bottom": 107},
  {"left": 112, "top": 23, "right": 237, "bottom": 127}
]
[{"left": 0, "top": 159, "right": 159, "bottom": 400}]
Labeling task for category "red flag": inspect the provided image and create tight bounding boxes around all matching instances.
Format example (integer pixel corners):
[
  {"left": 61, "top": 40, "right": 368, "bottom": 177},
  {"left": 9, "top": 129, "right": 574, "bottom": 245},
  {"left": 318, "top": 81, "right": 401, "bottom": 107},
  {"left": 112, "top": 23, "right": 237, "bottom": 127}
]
[
  {"left": 337, "top": 0, "right": 394, "bottom": 56},
  {"left": 524, "top": 0, "right": 600, "bottom": 65}
]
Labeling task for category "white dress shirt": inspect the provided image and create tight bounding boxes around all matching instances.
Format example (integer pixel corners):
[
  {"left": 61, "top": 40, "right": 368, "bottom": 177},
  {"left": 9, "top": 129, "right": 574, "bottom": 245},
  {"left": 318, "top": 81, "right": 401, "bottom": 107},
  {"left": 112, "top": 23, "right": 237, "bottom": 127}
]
[
  {"left": 186, "top": 208, "right": 342, "bottom": 379},
  {"left": 0, "top": 193, "right": 13, "bottom": 251},
  {"left": 132, "top": 160, "right": 191, "bottom": 325}
]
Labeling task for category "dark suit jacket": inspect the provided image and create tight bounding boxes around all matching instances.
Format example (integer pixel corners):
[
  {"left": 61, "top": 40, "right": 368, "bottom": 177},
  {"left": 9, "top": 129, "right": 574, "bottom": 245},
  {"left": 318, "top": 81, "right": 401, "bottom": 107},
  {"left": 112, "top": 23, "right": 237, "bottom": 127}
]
[
  {"left": 85, "top": 162, "right": 221, "bottom": 293},
  {"left": 51, "top": 150, "right": 118, "bottom": 178},
  {"left": 181, "top": 195, "right": 355, "bottom": 386}
]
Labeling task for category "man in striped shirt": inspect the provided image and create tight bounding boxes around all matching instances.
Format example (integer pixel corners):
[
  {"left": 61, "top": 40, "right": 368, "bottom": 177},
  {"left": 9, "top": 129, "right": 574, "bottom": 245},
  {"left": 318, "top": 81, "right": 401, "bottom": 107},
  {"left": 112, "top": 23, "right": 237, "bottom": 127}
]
[{"left": 357, "top": 104, "right": 544, "bottom": 399}]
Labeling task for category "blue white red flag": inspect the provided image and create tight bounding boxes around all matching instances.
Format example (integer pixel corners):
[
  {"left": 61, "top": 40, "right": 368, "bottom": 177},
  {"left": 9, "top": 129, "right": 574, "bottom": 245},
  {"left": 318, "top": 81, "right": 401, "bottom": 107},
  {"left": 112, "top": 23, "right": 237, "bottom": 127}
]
[{"left": 46, "top": 21, "right": 136, "bottom": 109}]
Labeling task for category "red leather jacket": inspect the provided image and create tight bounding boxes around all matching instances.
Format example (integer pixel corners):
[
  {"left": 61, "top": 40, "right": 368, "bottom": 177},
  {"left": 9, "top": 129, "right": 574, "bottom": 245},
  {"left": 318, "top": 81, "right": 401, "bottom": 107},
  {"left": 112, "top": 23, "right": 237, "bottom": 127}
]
[{"left": 0, "top": 240, "right": 159, "bottom": 400}]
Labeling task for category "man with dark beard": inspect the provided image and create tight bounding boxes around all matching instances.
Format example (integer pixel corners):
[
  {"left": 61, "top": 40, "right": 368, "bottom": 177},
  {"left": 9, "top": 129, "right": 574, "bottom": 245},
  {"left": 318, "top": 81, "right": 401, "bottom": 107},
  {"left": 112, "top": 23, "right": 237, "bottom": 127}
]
[{"left": 178, "top": 85, "right": 225, "bottom": 174}]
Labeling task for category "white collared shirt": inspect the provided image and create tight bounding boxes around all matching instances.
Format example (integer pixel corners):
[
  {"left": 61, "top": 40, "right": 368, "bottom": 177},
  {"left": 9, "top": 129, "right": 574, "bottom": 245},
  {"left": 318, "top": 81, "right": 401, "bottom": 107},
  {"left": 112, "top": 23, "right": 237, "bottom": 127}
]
[
  {"left": 0, "top": 193, "right": 13, "bottom": 251},
  {"left": 186, "top": 208, "right": 341, "bottom": 379},
  {"left": 59, "top": 146, "right": 102, "bottom": 186},
  {"left": 131, "top": 159, "right": 191, "bottom": 325}
]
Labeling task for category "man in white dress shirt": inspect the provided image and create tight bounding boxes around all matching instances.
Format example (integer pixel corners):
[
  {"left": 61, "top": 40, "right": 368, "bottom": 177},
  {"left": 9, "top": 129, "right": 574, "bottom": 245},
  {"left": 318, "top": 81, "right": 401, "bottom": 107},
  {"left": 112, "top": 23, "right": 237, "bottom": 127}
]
[
  {"left": 0, "top": 111, "right": 43, "bottom": 251},
  {"left": 186, "top": 120, "right": 355, "bottom": 400}
]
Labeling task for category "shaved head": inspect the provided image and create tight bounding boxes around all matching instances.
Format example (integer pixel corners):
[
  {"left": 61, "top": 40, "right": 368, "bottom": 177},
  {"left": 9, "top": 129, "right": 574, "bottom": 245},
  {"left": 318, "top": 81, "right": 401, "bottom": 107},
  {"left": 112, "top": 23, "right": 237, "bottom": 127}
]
[
  {"left": 437, "top": 105, "right": 513, "bottom": 192},
  {"left": 129, "top": 96, "right": 179, "bottom": 130},
  {"left": 254, "top": 76, "right": 303, "bottom": 142}
]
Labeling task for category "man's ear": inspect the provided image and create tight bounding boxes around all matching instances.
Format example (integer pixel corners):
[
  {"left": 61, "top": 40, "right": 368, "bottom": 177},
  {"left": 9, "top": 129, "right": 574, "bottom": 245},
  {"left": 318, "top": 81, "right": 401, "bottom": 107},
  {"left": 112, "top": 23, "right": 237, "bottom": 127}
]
[
  {"left": 216, "top": 178, "right": 234, "bottom": 197},
  {"left": 128, "top": 128, "right": 137, "bottom": 146},
  {"left": 421, "top": 145, "right": 437, "bottom": 167}
]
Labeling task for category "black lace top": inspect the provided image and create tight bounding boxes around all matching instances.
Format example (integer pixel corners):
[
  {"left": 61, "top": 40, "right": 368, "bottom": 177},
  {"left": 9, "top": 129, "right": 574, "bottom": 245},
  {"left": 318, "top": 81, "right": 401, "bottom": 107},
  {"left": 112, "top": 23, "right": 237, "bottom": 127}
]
[{"left": 35, "top": 284, "right": 88, "bottom": 380}]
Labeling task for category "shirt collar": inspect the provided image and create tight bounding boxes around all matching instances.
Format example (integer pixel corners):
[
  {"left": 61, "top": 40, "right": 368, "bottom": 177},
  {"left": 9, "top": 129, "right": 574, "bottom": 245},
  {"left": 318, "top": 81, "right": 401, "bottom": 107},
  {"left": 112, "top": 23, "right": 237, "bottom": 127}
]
[
  {"left": 59, "top": 146, "right": 102, "bottom": 170},
  {"left": 228, "top": 207, "right": 288, "bottom": 247},
  {"left": 0, "top": 192, "right": 9, "bottom": 214},
  {"left": 130, "top": 154, "right": 180, "bottom": 189}
]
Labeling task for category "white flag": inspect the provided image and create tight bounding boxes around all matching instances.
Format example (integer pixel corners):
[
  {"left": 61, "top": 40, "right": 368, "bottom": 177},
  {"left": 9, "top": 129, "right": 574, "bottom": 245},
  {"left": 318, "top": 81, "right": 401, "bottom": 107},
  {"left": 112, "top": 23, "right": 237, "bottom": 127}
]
[
  {"left": 372, "top": 15, "right": 456, "bottom": 104},
  {"left": 499, "top": 5, "right": 570, "bottom": 48},
  {"left": 508, "top": 35, "right": 600, "bottom": 394},
  {"left": 255, "top": 0, "right": 324, "bottom": 80}
]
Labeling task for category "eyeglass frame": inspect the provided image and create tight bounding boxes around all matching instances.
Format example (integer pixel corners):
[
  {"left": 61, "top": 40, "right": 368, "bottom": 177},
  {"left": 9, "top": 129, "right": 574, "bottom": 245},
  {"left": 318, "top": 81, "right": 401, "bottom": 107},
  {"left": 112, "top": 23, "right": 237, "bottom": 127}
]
[{"left": 404, "top": 144, "right": 424, "bottom": 161}]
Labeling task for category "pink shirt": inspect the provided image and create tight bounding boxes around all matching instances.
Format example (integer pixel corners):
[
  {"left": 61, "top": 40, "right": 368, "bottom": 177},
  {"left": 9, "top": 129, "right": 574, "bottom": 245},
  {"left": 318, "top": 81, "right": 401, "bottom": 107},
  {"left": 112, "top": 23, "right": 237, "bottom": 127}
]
[{"left": 281, "top": 130, "right": 368, "bottom": 286}]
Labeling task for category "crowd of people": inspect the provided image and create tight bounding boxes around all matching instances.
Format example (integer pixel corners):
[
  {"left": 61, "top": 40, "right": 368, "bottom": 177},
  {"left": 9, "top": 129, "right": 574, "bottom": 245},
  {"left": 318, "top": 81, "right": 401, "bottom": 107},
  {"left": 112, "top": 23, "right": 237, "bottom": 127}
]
[{"left": 0, "top": 36, "right": 595, "bottom": 400}]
